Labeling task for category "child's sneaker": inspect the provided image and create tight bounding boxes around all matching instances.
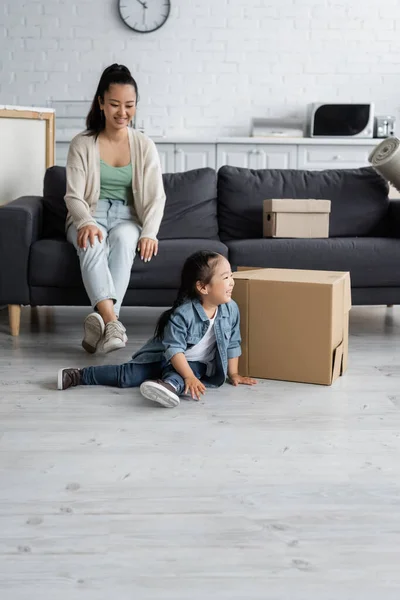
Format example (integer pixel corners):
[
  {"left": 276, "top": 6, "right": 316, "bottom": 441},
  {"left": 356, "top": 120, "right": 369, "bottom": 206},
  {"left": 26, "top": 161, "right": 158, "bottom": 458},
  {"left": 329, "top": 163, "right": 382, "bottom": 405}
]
[
  {"left": 58, "top": 368, "right": 82, "bottom": 390},
  {"left": 140, "top": 380, "right": 180, "bottom": 408}
]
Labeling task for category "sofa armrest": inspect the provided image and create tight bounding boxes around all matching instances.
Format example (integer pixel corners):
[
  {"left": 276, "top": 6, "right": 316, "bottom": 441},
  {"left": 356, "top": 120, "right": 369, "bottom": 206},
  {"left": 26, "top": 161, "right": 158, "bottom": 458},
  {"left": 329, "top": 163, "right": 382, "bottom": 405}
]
[
  {"left": 0, "top": 196, "right": 44, "bottom": 305},
  {"left": 387, "top": 199, "right": 400, "bottom": 237}
]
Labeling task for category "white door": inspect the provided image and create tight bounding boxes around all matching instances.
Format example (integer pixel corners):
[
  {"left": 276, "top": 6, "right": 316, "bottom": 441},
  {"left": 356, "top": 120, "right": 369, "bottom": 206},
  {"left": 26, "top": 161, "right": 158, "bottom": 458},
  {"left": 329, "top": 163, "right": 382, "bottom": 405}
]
[
  {"left": 174, "top": 144, "right": 216, "bottom": 172},
  {"left": 217, "top": 144, "right": 297, "bottom": 169},
  {"left": 155, "top": 143, "right": 175, "bottom": 173}
]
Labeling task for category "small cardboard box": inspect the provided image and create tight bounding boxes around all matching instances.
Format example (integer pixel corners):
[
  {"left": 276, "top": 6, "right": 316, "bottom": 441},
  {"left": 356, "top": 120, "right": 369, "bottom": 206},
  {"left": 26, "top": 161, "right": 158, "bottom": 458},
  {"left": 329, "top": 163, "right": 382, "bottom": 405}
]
[
  {"left": 263, "top": 199, "right": 331, "bottom": 238},
  {"left": 233, "top": 268, "right": 351, "bottom": 386}
]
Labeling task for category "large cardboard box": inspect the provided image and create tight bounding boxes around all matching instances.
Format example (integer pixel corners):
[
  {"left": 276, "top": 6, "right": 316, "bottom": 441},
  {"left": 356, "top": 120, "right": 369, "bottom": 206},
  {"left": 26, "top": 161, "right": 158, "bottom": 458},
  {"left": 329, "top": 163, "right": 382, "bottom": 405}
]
[
  {"left": 233, "top": 268, "right": 351, "bottom": 386},
  {"left": 263, "top": 199, "right": 331, "bottom": 238}
]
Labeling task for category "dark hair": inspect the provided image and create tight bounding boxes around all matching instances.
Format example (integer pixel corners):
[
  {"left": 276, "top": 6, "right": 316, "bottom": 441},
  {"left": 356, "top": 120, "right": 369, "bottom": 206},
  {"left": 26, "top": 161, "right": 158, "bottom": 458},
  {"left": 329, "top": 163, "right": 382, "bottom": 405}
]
[
  {"left": 85, "top": 63, "right": 139, "bottom": 137},
  {"left": 154, "top": 251, "right": 222, "bottom": 340}
]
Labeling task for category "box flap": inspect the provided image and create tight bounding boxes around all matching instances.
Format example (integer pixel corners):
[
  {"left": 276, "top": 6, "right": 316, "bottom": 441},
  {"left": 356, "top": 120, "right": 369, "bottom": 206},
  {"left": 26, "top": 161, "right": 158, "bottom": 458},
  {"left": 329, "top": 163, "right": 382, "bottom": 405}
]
[
  {"left": 343, "top": 272, "right": 352, "bottom": 312},
  {"left": 331, "top": 341, "right": 344, "bottom": 383},
  {"left": 233, "top": 268, "right": 350, "bottom": 285},
  {"left": 263, "top": 199, "right": 331, "bottom": 214},
  {"left": 341, "top": 315, "right": 349, "bottom": 375}
]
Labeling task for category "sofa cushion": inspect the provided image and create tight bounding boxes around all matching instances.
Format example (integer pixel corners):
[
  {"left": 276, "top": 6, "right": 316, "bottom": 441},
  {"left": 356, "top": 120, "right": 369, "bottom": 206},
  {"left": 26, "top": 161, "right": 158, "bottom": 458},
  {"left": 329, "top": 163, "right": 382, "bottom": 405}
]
[
  {"left": 42, "top": 166, "right": 68, "bottom": 238},
  {"left": 217, "top": 166, "right": 389, "bottom": 240},
  {"left": 29, "top": 238, "right": 228, "bottom": 289},
  {"left": 227, "top": 237, "right": 400, "bottom": 287},
  {"left": 128, "top": 238, "right": 228, "bottom": 288},
  {"left": 41, "top": 165, "right": 219, "bottom": 240},
  {"left": 158, "top": 168, "right": 219, "bottom": 239}
]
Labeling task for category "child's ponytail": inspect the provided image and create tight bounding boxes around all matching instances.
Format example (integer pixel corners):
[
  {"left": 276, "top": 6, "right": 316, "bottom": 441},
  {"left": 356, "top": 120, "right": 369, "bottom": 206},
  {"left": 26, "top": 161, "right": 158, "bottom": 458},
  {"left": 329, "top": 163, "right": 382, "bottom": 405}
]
[
  {"left": 154, "top": 292, "right": 187, "bottom": 341},
  {"left": 154, "top": 251, "right": 222, "bottom": 340}
]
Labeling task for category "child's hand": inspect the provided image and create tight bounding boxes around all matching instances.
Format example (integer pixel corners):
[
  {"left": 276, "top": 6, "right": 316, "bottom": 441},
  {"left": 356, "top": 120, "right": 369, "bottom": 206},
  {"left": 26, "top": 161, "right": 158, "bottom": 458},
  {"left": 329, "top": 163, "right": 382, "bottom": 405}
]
[
  {"left": 184, "top": 376, "right": 206, "bottom": 400},
  {"left": 229, "top": 373, "right": 257, "bottom": 386}
]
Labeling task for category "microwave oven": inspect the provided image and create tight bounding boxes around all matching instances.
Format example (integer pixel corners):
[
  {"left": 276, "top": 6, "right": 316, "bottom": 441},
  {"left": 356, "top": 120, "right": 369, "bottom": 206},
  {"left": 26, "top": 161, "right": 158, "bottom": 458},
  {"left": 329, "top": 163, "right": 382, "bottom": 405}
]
[{"left": 307, "top": 103, "right": 374, "bottom": 138}]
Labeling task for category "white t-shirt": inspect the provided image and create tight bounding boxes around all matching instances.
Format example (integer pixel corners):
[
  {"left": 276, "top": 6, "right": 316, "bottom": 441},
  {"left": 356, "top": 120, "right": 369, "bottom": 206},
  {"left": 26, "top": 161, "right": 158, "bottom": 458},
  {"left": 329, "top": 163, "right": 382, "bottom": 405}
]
[{"left": 185, "top": 308, "right": 218, "bottom": 367}]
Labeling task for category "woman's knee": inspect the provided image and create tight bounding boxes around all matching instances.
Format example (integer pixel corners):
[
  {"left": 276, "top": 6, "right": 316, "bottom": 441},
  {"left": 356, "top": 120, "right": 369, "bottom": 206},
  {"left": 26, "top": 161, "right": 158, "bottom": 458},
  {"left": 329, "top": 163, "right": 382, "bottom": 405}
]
[
  {"left": 78, "top": 237, "right": 107, "bottom": 261},
  {"left": 109, "top": 224, "right": 140, "bottom": 250}
]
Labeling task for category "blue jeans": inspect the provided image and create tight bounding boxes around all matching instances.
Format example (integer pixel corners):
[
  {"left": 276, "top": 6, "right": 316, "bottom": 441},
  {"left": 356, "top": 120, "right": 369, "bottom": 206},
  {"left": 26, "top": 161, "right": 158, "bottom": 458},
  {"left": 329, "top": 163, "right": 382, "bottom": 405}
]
[
  {"left": 67, "top": 199, "right": 141, "bottom": 317},
  {"left": 81, "top": 360, "right": 208, "bottom": 395}
]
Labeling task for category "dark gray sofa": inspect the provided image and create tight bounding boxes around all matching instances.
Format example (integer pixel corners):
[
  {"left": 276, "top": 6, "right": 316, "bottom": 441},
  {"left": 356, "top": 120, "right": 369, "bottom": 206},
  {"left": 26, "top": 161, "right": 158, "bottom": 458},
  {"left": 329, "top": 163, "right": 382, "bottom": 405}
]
[
  {"left": 218, "top": 166, "right": 400, "bottom": 306},
  {"left": 1, "top": 164, "right": 399, "bottom": 335}
]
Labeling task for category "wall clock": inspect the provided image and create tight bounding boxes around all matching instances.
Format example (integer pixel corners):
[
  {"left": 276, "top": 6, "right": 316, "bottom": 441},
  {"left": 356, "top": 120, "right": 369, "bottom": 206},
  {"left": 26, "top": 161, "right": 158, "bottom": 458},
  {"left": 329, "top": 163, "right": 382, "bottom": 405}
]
[{"left": 118, "top": 0, "right": 171, "bottom": 33}]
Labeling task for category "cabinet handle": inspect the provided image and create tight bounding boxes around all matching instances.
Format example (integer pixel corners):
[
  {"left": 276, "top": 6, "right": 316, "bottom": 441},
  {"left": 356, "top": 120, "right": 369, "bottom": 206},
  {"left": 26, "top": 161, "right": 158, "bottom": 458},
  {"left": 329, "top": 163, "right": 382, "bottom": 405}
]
[
  {"left": 333, "top": 155, "right": 341, "bottom": 160},
  {"left": 249, "top": 149, "right": 257, "bottom": 155},
  {"left": 174, "top": 148, "right": 183, "bottom": 154}
]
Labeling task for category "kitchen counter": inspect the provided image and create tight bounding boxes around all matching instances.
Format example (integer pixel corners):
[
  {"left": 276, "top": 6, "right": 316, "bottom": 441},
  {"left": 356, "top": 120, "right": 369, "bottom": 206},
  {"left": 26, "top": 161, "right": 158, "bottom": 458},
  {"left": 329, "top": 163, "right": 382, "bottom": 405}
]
[
  {"left": 152, "top": 136, "right": 380, "bottom": 146},
  {"left": 56, "top": 128, "right": 381, "bottom": 145}
]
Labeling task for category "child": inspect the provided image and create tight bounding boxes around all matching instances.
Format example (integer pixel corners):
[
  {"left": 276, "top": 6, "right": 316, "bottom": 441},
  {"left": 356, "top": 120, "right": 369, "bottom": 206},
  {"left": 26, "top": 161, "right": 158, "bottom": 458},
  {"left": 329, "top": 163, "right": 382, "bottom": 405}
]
[{"left": 57, "top": 251, "right": 257, "bottom": 407}]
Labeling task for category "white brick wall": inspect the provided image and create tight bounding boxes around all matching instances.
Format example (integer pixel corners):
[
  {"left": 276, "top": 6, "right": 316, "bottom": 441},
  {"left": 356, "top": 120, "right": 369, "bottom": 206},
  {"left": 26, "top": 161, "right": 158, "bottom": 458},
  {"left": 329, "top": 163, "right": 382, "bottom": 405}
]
[{"left": 1, "top": 0, "right": 400, "bottom": 136}]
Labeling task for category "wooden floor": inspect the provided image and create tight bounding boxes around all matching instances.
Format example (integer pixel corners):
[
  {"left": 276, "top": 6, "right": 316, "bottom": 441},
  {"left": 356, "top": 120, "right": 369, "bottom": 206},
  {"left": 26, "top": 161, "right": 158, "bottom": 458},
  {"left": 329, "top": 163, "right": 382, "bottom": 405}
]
[{"left": 1, "top": 304, "right": 400, "bottom": 599}]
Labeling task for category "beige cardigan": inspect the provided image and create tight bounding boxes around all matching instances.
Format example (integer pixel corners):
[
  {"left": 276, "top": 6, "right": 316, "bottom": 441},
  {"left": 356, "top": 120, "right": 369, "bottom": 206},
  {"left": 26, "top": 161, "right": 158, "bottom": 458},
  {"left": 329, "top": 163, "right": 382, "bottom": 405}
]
[{"left": 64, "top": 128, "right": 166, "bottom": 240}]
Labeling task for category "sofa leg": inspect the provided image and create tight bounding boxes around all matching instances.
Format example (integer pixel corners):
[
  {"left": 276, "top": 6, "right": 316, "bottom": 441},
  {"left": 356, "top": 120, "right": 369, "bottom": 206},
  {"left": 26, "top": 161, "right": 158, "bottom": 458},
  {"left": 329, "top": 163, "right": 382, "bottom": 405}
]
[
  {"left": 8, "top": 304, "right": 21, "bottom": 336},
  {"left": 387, "top": 304, "right": 394, "bottom": 308}
]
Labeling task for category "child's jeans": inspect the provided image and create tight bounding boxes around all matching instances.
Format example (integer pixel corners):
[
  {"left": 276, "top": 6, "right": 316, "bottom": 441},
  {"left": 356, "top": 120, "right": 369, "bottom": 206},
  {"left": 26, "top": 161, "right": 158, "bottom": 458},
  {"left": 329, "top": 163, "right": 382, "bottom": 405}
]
[{"left": 81, "top": 360, "right": 208, "bottom": 395}]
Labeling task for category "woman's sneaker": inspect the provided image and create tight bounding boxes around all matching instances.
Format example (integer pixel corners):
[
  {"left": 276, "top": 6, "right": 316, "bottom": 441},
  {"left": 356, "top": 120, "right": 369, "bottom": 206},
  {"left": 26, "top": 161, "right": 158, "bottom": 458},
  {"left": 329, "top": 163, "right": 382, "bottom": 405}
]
[
  {"left": 58, "top": 368, "right": 82, "bottom": 390},
  {"left": 140, "top": 380, "right": 180, "bottom": 408},
  {"left": 82, "top": 312, "right": 105, "bottom": 354},
  {"left": 103, "top": 320, "right": 127, "bottom": 353}
]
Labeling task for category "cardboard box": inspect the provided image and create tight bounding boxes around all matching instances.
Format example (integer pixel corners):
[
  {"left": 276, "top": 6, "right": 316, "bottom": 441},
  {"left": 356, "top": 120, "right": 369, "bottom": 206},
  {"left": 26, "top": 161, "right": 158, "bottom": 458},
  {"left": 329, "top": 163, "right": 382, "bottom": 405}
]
[
  {"left": 233, "top": 268, "right": 351, "bottom": 386},
  {"left": 263, "top": 199, "right": 331, "bottom": 238}
]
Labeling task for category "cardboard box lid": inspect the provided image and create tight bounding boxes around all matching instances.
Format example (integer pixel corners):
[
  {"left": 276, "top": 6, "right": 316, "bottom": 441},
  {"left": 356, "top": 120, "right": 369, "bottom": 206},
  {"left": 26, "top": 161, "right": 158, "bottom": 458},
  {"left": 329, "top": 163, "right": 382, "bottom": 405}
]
[
  {"left": 234, "top": 268, "right": 351, "bottom": 312},
  {"left": 263, "top": 199, "right": 331, "bottom": 214}
]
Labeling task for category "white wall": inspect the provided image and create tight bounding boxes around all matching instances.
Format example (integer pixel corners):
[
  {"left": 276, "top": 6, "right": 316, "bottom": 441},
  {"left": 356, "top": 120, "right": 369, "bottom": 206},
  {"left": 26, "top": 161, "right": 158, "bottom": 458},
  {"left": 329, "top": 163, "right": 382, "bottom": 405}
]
[{"left": 1, "top": 0, "right": 399, "bottom": 137}]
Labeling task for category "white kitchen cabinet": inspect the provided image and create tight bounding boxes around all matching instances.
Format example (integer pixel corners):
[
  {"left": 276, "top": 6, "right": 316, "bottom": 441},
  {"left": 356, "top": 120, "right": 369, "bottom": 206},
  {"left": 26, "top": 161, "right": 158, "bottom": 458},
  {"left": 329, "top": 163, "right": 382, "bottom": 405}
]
[
  {"left": 154, "top": 143, "right": 216, "bottom": 173},
  {"left": 56, "top": 137, "right": 378, "bottom": 173},
  {"left": 174, "top": 144, "right": 216, "bottom": 172},
  {"left": 297, "top": 145, "right": 372, "bottom": 170},
  {"left": 216, "top": 144, "right": 297, "bottom": 170},
  {"left": 154, "top": 143, "right": 175, "bottom": 174}
]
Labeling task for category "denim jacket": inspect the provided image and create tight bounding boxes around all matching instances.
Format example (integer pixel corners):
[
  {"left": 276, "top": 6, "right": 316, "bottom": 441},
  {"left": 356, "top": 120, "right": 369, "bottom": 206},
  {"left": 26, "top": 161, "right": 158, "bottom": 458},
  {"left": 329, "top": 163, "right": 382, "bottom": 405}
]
[{"left": 131, "top": 298, "right": 242, "bottom": 386}]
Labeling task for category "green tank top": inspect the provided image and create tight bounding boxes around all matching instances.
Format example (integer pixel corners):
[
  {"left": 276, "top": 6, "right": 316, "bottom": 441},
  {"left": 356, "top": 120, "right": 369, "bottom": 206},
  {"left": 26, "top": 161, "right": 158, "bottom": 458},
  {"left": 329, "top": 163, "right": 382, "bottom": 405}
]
[{"left": 99, "top": 160, "right": 133, "bottom": 205}]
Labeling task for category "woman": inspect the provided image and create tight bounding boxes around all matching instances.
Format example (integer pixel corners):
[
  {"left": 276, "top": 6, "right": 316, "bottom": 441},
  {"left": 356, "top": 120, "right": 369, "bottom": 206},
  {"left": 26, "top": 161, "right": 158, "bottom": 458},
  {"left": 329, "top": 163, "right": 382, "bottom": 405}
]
[{"left": 65, "top": 64, "right": 165, "bottom": 354}]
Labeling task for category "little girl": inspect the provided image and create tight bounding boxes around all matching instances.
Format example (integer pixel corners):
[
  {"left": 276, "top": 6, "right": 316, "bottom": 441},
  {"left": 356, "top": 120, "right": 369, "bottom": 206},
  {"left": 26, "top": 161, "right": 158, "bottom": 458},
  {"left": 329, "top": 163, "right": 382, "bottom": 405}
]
[{"left": 57, "top": 251, "right": 256, "bottom": 407}]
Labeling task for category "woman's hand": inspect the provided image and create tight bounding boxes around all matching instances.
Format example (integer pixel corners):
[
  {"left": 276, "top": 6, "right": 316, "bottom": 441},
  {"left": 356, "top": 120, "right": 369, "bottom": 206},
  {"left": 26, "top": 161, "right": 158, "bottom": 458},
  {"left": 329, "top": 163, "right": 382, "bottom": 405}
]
[
  {"left": 184, "top": 376, "right": 206, "bottom": 401},
  {"left": 77, "top": 225, "right": 103, "bottom": 250},
  {"left": 138, "top": 237, "right": 158, "bottom": 262},
  {"left": 229, "top": 373, "right": 257, "bottom": 386}
]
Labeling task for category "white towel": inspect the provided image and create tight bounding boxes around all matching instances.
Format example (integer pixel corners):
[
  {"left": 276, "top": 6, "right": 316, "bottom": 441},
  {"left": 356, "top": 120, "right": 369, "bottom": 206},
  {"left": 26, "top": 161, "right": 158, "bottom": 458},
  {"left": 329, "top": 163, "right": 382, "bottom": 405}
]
[{"left": 368, "top": 137, "right": 400, "bottom": 193}]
